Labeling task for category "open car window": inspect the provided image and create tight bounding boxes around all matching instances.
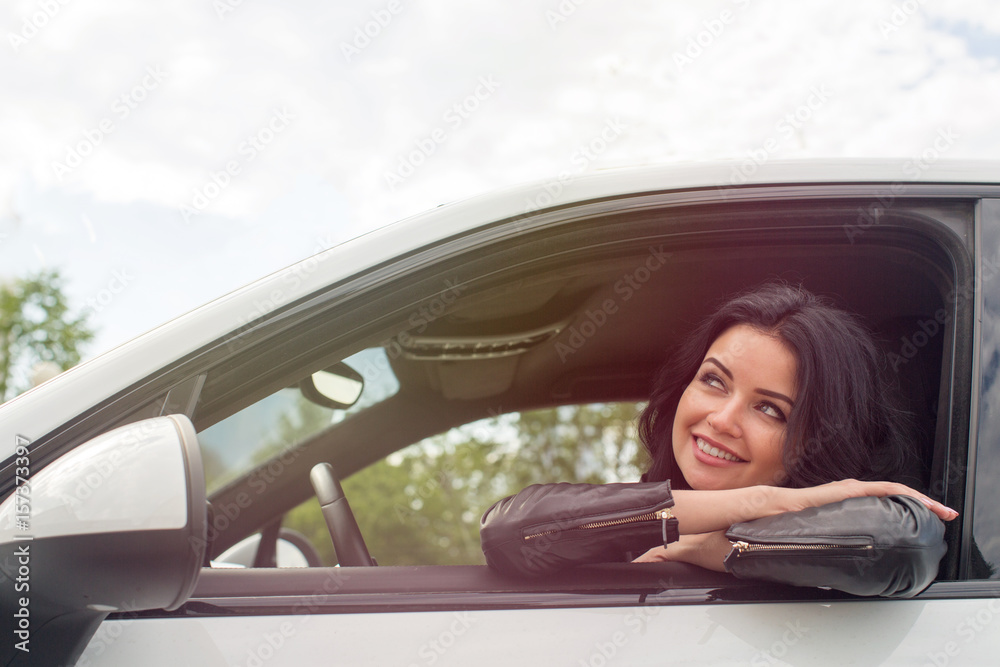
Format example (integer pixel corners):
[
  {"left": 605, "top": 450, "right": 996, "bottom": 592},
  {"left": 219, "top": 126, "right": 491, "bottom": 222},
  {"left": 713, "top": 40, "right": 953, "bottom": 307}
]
[
  {"left": 279, "top": 401, "right": 647, "bottom": 566},
  {"left": 189, "top": 192, "right": 970, "bottom": 591}
]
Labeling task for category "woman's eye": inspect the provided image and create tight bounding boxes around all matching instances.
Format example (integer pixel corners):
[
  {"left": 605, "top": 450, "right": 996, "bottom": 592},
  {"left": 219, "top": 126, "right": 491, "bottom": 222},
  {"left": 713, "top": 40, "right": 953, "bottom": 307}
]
[
  {"left": 758, "top": 402, "right": 786, "bottom": 421},
  {"left": 699, "top": 372, "right": 724, "bottom": 390}
]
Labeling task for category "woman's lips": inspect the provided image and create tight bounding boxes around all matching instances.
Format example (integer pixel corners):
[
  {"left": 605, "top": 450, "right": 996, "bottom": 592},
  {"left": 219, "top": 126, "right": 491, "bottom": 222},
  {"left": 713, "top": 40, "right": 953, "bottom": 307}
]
[{"left": 692, "top": 435, "right": 746, "bottom": 465}]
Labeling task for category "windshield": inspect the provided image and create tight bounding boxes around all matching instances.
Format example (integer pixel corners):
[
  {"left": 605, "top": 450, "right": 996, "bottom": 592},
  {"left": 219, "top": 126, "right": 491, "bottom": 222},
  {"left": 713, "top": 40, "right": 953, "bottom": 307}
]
[{"left": 198, "top": 347, "right": 399, "bottom": 494}]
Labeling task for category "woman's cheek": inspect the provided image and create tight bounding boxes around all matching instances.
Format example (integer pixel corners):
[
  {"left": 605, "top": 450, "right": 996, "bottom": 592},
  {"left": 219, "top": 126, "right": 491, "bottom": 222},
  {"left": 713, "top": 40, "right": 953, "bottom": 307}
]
[{"left": 757, "top": 428, "right": 789, "bottom": 483}]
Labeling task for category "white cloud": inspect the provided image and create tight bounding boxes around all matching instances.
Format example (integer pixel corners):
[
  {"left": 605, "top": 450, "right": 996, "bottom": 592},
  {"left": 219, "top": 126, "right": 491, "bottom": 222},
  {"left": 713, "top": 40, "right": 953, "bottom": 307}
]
[{"left": 1, "top": 0, "right": 999, "bottom": 356}]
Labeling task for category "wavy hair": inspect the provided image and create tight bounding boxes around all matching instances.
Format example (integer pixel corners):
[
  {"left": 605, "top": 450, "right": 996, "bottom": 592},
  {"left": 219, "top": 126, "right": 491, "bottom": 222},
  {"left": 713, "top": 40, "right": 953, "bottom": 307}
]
[{"left": 638, "top": 283, "right": 911, "bottom": 489}]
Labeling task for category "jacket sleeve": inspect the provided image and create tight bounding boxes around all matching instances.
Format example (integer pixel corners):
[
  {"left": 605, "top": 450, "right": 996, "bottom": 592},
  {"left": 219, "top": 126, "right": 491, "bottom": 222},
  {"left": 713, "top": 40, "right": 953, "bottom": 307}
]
[
  {"left": 724, "top": 495, "right": 947, "bottom": 598},
  {"left": 480, "top": 481, "right": 678, "bottom": 577}
]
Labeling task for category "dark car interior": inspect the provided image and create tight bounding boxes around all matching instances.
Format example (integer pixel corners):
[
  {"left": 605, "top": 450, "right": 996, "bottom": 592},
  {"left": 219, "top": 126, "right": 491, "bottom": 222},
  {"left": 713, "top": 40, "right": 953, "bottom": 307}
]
[{"left": 182, "top": 193, "right": 974, "bottom": 610}]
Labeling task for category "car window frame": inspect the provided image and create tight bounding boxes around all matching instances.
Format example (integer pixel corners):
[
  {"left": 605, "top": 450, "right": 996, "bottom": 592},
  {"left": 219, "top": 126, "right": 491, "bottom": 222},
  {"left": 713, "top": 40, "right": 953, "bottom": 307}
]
[
  {"left": 192, "top": 192, "right": 977, "bottom": 586},
  {"left": 2, "top": 185, "right": 984, "bottom": 600}
]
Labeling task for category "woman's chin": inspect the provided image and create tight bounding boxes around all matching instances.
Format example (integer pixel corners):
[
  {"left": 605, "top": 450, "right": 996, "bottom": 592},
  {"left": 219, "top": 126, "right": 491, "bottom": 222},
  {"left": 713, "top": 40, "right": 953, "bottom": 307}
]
[{"left": 683, "top": 469, "right": 742, "bottom": 491}]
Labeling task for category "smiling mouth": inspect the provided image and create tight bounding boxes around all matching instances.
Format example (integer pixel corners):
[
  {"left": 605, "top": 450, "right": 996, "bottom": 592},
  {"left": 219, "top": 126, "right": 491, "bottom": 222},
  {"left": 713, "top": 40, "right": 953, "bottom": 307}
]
[{"left": 695, "top": 437, "right": 746, "bottom": 463}]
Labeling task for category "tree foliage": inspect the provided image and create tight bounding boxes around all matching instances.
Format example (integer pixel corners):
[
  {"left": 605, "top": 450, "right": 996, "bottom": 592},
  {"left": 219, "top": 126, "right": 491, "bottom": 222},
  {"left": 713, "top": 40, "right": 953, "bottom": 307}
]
[
  {"left": 280, "top": 401, "right": 648, "bottom": 566},
  {"left": 0, "top": 269, "right": 93, "bottom": 401}
]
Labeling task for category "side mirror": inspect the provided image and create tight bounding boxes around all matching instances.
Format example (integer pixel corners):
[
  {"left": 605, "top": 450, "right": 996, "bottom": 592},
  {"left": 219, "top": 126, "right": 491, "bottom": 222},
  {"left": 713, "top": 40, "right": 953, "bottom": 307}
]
[
  {"left": 0, "top": 415, "right": 206, "bottom": 667},
  {"left": 299, "top": 362, "right": 364, "bottom": 409}
]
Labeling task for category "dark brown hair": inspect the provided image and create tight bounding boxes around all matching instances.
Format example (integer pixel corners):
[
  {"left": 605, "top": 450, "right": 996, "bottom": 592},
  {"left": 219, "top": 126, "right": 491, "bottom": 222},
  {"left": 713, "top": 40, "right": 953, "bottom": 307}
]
[{"left": 639, "top": 283, "right": 911, "bottom": 489}]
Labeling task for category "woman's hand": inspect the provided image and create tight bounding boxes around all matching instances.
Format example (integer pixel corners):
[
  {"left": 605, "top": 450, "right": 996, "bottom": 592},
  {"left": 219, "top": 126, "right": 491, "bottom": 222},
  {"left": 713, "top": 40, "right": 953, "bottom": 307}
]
[
  {"left": 633, "top": 531, "right": 732, "bottom": 572},
  {"left": 778, "top": 479, "right": 959, "bottom": 522}
]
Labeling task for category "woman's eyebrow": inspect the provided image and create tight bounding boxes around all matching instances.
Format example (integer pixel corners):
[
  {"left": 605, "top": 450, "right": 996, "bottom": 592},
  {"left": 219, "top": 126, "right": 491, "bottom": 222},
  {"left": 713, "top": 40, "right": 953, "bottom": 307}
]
[
  {"left": 758, "top": 388, "right": 795, "bottom": 407},
  {"left": 705, "top": 357, "right": 795, "bottom": 407},
  {"left": 704, "top": 357, "right": 733, "bottom": 379}
]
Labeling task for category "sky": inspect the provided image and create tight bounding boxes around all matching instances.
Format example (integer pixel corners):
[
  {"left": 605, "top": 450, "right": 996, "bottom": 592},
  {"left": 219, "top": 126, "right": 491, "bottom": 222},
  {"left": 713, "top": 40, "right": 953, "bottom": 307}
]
[{"left": 2, "top": 0, "right": 999, "bottom": 367}]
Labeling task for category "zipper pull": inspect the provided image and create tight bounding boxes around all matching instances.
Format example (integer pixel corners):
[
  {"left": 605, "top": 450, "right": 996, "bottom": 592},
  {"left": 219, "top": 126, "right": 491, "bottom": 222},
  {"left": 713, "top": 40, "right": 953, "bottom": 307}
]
[
  {"left": 731, "top": 540, "right": 750, "bottom": 555},
  {"left": 658, "top": 508, "right": 675, "bottom": 547}
]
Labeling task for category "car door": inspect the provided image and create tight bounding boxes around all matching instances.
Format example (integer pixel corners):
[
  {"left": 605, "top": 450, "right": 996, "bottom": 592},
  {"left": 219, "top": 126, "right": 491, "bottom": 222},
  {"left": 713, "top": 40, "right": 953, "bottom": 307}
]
[{"left": 5, "top": 170, "right": 1000, "bottom": 666}]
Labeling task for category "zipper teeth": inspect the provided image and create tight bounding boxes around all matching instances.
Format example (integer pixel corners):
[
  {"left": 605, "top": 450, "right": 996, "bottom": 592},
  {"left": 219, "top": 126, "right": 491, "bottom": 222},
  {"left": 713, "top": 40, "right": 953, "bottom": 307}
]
[
  {"left": 732, "top": 540, "right": 874, "bottom": 554},
  {"left": 524, "top": 508, "right": 673, "bottom": 541}
]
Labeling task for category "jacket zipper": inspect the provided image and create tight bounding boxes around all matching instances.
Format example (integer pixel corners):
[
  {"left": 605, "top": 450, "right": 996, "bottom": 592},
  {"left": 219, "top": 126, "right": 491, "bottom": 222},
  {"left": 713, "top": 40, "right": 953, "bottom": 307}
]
[
  {"left": 524, "top": 508, "right": 675, "bottom": 542},
  {"left": 730, "top": 540, "right": 874, "bottom": 556}
]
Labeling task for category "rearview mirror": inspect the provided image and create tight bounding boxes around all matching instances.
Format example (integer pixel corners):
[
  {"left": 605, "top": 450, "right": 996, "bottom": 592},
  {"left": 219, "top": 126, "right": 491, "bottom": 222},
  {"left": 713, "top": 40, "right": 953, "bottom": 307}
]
[
  {"left": 299, "top": 362, "right": 364, "bottom": 409},
  {"left": 0, "top": 415, "right": 206, "bottom": 666}
]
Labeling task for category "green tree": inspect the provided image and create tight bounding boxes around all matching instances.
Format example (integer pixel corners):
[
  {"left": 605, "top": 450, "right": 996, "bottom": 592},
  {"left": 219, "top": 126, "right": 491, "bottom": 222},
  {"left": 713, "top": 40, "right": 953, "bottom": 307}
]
[
  {"left": 339, "top": 402, "right": 648, "bottom": 566},
  {"left": 0, "top": 270, "right": 93, "bottom": 401},
  {"left": 248, "top": 393, "right": 648, "bottom": 567}
]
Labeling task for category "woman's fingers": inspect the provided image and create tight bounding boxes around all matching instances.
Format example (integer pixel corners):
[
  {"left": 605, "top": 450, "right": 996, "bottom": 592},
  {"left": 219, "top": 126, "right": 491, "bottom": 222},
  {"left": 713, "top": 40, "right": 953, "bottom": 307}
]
[
  {"left": 916, "top": 497, "right": 960, "bottom": 521},
  {"left": 882, "top": 485, "right": 958, "bottom": 521},
  {"left": 813, "top": 479, "right": 959, "bottom": 521},
  {"left": 633, "top": 546, "right": 669, "bottom": 563}
]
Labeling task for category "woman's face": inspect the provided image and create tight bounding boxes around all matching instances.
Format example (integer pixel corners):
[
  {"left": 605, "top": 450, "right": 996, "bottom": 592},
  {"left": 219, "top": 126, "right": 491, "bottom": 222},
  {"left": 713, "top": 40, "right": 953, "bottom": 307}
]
[{"left": 671, "top": 324, "right": 798, "bottom": 490}]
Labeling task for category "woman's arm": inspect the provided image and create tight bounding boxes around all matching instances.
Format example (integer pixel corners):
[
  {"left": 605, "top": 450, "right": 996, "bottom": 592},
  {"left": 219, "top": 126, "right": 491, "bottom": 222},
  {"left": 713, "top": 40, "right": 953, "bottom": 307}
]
[
  {"left": 639, "top": 479, "right": 957, "bottom": 571},
  {"left": 637, "top": 491, "right": 953, "bottom": 597},
  {"left": 480, "top": 478, "right": 956, "bottom": 581},
  {"left": 634, "top": 531, "right": 732, "bottom": 571},
  {"left": 670, "top": 479, "right": 958, "bottom": 535}
]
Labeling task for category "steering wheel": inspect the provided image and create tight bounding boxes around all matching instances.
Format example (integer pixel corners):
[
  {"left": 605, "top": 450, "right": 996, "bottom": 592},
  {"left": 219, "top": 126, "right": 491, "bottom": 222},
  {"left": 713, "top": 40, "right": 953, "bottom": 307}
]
[{"left": 309, "top": 462, "right": 375, "bottom": 566}]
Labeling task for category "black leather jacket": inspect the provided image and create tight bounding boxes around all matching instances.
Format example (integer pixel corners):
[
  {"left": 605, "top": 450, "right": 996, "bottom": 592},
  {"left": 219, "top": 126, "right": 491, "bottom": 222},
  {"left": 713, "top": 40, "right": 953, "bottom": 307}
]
[{"left": 480, "top": 481, "right": 946, "bottom": 598}]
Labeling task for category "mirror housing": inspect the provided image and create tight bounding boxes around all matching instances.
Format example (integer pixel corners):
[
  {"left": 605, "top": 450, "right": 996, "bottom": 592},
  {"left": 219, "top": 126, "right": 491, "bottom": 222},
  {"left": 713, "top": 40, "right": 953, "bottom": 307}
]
[
  {"left": 0, "top": 415, "right": 207, "bottom": 666},
  {"left": 299, "top": 362, "right": 364, "bottom": 409}
]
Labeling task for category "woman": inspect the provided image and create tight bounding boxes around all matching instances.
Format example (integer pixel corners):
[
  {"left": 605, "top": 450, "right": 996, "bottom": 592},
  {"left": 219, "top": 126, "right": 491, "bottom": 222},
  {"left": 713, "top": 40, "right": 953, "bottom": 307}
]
[
  {"left": 481, "top": 283, "right": 956, "bottom": 596},
  {"left": 632, "top": 283, "right": 955, "bottom": 570}
]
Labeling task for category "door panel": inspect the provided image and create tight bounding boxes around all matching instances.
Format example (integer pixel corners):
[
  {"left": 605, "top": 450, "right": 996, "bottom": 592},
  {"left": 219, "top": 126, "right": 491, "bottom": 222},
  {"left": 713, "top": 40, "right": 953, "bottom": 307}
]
[{"left": 81, "top": 599, "right": 1000, "bottom": 666}]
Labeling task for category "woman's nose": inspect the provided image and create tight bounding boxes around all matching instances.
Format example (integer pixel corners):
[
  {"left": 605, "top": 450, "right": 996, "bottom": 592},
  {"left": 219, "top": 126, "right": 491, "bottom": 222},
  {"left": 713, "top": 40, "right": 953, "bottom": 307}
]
[{"left": 708, "top": 399, "right": 742, "bottom": 438}]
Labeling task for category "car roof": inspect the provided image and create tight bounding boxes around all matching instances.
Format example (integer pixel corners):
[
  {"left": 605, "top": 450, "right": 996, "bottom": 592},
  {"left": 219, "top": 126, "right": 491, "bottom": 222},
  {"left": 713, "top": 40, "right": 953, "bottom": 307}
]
[{"left": 2, "top": 158, "right": 997, "bottom": 457}]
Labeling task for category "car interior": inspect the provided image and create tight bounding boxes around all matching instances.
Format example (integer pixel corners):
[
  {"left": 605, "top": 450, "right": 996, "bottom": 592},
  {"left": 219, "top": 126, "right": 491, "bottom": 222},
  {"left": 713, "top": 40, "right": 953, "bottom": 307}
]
[{"left": 179, "top": 194, "right": 974, "bottom": 610}]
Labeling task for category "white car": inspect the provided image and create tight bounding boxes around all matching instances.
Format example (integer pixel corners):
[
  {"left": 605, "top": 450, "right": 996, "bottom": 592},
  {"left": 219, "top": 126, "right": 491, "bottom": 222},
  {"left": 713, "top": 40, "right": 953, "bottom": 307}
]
[{"left": 3, "top": 160, "right": 1000, "bottom": 666}]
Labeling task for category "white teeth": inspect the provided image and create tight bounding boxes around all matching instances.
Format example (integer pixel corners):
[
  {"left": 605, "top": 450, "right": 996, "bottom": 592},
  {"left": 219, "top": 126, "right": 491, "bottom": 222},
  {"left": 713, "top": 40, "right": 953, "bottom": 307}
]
[{"left": 696, "top": 438, "right": 744, "bottom": 463}]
